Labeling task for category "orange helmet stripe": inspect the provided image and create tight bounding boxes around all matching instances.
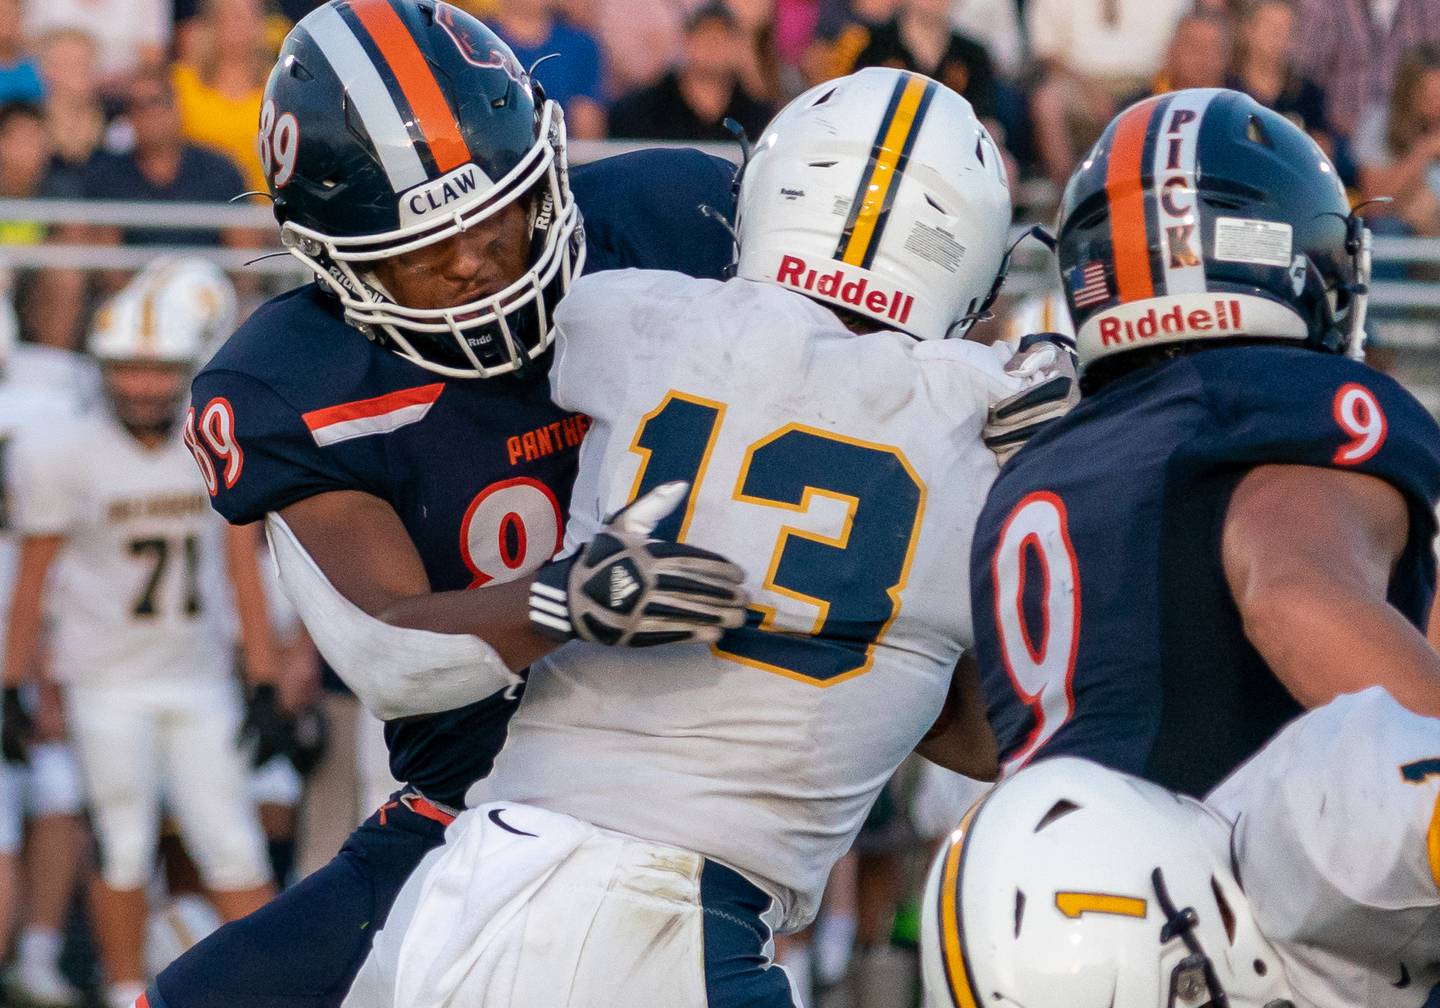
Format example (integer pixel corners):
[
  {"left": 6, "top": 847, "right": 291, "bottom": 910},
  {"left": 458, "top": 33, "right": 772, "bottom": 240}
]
[
  {"left": 347, "top": 0, "right": 471, "bottom": 173},
  {"left": 1104, "top": 98, "right": 1163, "bottom": 304}
]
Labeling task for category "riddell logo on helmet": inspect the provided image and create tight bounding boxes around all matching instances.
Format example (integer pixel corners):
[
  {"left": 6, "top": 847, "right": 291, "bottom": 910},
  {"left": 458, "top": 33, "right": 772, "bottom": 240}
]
[
  {"left": 1097, "top": 299, "right": 1243, "bottom": 346},
  {"left": 775, "top": 255, "right": 914, "bottom": 324}
]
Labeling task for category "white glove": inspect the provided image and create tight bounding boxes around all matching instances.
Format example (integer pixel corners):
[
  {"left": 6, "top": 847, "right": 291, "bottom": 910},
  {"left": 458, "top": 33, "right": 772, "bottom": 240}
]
[
  {"left": 529, "top": 482, "right": 750, "bottom": 647},
  {"left": 984, "top": 333, "right": 1080, "bottom": 464}
]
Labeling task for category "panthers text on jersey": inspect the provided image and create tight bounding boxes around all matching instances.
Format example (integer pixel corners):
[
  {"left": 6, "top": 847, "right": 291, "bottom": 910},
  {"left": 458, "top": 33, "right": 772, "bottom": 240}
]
[
  {"left": 486, "top": 269, "right": 1019, "bottom": 930},
  {"left": 185, "top": 149, "right": 737, "bottom": 808},
  {"left": 1208, "top": 687, "right": 1440, "bottom": 1008},
  {"left": 11, "top": 410, "right": 233, "bottom": 686},
  {"left": 971, "top": 345, "right": 1440, "bottom": 796}
]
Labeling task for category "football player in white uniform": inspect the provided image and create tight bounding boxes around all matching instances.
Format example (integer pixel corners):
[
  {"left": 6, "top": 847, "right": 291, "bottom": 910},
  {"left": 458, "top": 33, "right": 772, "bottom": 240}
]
[
  {"left": 346, "top": 66, "right": 1044, "bottom": 1008},
  {"left": 1, "top": 258, "right": 284, "bottom": 1008},
  {"left": 0, "top": 312, "right": 91, "bottom": 1007},
  {"left": 919, "top": 687, "right": 1440, "bottom": 1008}
]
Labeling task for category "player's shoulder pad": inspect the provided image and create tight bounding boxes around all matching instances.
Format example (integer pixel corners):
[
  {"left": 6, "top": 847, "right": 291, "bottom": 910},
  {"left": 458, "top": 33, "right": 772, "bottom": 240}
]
[
  {"left": 572, "top": 148, "right": 737, "bottom": 280},
  {"left": 199, "top": 284, "right": 370, "bottom": 411},
  {"left": 1190, "top": 346, "right": 1440, "bottom": 508}
]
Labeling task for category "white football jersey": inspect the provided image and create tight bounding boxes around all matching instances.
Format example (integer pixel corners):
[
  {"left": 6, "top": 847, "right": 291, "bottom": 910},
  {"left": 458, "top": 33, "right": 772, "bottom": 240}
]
[
  {"left": 0, "top": 381, "right": 83, "bottom": 654},
  {"left": 11, "top": 411, "right": 233, "bottom": 685},
  {"left": 488, "top": 270, "right": 1018, "bottom": 929},
  {"left": 1208, "top": 688, "right": 1440, "bottom": 1008}
]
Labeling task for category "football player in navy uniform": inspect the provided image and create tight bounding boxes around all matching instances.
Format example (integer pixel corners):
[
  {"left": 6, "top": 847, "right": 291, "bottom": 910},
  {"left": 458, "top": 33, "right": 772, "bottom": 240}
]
[
  {"left": 150, "top": 2, "right": 751, "bottom": 1006},
  {"left": 970, "top": 88, "right": 1440, "bottom": 799}
]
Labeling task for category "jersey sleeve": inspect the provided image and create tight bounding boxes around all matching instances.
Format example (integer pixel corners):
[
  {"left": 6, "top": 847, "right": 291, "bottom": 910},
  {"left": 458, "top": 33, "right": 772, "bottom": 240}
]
[
  {"left": 188, "top": 368, "right": 361, "bottom": 525},
  {"left": 1208, "top": 689, "right": 1440, "bottom": 991},
  {"left": 9, "top": 423, "right": 82, "bottom": 537},
  {"left": 1199, "top": 350, "right": 1440, "bottom": 516}
]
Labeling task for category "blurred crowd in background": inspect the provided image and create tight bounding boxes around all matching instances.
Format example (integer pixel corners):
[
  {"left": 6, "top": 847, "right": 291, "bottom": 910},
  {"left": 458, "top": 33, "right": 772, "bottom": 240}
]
[{"left": 0, "top": 1, "right": 1433, "bottom": 1007}]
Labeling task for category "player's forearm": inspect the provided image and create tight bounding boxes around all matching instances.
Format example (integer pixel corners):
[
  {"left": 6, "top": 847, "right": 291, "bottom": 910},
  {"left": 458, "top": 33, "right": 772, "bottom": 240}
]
[
  {"left": 226, "top": 526, "right": 282, "bottom": 692},
  {"left": 1242, "top": 585, "right": 1440, "bottom": 718},
  {"left": 377, "top": 577, "right": 557, "bottom": 673},
  {"left": 3, "top": 538, "right": 61, "bottom": 689},
  {"left": 915, "top": 653, "right": 1000, "bottom": 780}
]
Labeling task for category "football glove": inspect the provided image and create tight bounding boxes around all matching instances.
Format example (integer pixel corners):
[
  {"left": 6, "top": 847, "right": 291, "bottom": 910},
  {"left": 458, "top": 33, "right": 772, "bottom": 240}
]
[
  {"left": 238, "top": 683, "right": 291, "bottom": 769},
  {"left": 285, "top": 702, "right": 328, "bottom": 777},
  {"left": 984, "top": 332, "right": 1080, "bottom": 465},
  {"left": 529, "top": 481, "right": 749, "bottom": 647},
  {"left": 1, "top": 688, "right": 32, "bottom": 765}
]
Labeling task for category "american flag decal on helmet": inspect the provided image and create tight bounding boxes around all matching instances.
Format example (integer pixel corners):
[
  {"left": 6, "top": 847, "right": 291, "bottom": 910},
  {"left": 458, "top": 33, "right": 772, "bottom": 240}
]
[{"left": 1070, "top": 262, "right": 1110, "bottom": 309}]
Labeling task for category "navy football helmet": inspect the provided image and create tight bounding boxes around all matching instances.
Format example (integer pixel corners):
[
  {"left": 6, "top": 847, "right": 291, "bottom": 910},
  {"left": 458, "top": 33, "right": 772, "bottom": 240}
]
[
  {"left": 1056, "top": 88, "right": 1371, "bottom": 389},
  {"left": 261, "top": 0, "right": 584, "bottom": 378}
]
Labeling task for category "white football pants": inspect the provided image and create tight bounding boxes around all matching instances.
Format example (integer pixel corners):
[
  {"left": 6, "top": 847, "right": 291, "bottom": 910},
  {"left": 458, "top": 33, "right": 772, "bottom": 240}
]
[{"left": 66, "top": 677, "right": 269, "bottom": 891}]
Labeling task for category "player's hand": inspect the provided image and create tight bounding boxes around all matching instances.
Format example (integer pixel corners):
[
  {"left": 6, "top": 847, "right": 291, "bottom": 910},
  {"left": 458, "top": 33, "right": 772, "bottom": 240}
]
[
  {"left": 1, "top": 688, "right": 33, "bottom": 765},
  {"left": 529, "top": 481, "right": 750, "bottom": 647},
  {"left": 285, "top": 702, "right": 328, "bottom": 777},
  {"left": 984, "top": 333, "right": 1080, "bottom": 465},
  {"left": 238, "top": 683, "right": 293, "bottom": 769}
]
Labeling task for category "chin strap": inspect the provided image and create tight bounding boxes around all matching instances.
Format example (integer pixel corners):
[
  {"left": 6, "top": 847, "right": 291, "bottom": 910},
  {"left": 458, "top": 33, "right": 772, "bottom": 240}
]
[{"left": 1153, "top": 867, "right": 1230, "bottom": 1008}]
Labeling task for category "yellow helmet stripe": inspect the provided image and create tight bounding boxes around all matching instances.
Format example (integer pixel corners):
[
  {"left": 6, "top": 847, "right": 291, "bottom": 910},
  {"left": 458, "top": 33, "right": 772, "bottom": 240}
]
[
  {"left": 836, "top": 73, "right": 936, "bottom": 270},
  {"left": 1426, "top": 791, "right": 1440, "bottom": 889},
  {"left": 937, "top": 796, "right": 986, "bottom": 1008}
]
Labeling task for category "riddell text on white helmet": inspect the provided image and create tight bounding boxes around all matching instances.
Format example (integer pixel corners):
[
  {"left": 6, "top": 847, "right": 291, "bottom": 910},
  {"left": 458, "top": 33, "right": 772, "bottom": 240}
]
[{"left": 775, "top": 254, "right": 916, "bottom": 326}]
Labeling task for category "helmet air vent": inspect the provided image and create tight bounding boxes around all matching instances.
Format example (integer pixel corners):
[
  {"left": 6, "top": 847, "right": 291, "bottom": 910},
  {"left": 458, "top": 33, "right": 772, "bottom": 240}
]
[
  {"left": 286, "top": 57, "right": 312, "bottom": 82},
  {"left": 1246, "top": 115, "right": 1272, "bottom": 148},
  {"left": 811, "top": 87, "right": 837, "bottom": 107},
  {"left": 1013, "top": 890, "right": 1027, "bottom": 938},
  {"left": 925, "top": 194, "right": 950, "bottom": 215},
  {"left": 807, "top": 161, "right": 837, "bottom": 169},
  {"left": 1034, "top": 799, "right": 1081, "bottom": 832}
]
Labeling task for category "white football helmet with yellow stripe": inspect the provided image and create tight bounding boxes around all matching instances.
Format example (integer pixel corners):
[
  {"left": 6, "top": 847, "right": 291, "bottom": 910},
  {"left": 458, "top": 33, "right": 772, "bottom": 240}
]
[
  {"left": 920, "top": 757, "right": 1294, "bottom": 1008},
  {"left": 90, "top": 256, "right": 236, "bottom": 438},
  {"left": 90, "top": 255, "right": 236, "bottom": 365},
  {"left": 736, "top": 66, "right": 1011, "bottom": 342}
]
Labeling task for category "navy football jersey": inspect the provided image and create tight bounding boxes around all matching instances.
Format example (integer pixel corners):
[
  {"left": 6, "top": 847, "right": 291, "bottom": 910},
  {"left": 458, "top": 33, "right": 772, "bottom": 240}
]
[
  {"left": 972, "top": 345, "right": 1440, "bottom": 797},
  {"left": 187, "top": 149, "right": 736, "bottom": 807}
]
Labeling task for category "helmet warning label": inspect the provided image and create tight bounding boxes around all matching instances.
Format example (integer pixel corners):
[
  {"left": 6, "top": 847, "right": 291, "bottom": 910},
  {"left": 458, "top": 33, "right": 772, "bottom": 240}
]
[{"left": 1214, "top": 217, "right": 1293, "bottom": 269}]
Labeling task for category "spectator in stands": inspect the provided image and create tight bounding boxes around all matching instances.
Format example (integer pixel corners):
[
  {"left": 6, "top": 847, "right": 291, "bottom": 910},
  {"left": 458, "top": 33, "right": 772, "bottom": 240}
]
[
  {"left": 582, "top": 0, "right": 689, "bottom": 98},
  {"left": 729, "top": 0, "right": 783, "bottom": 105},
  {"left": 34, "top": 70, "right": 250, "bottom": 350},
  {"left": 950, "top": 0, "right": 1021, "bottom": 78},
  {"left": 609, "top": 2, "right": 772, "bottom": 143},
  {"left": 0, "top": 103, "right": 50, "bottom": 225},
  {"left": 1025, "top": 0, "right": 1189, "bottom": 187},
  {"left": 1124, "top": 11, "right": 1230, "bottom": 104},
  {"left": 1292, "top": 0, "right": 1440, "bottom": 140},
  {"left": 0, "top": 0, "right": 41, "bottom": 105},
  {"left": 80, "top": 69, "right": 247, "bottom": 247},
  {"left": 23, "top": 0, "right": 171, "bottom": 99},
  {"left": 493, "top": 0, "right": 606, "bottom": 141},
  {"left": 805, "top": 0, "right": 897, "bottom": 85},
  {"left": 171, "top": 0, "right": 270, "bottom": 194},
  {"left": 1354, "top": 44, "right": 1440, "bottom": 237},
  {"left": 1226, "top": 0, "right": 1332, "bottom": 154},
  {"left": 837, "top": 0, "right": 998, "bottom": 120},
  {"left": 38, "top": 29, "right": 104, "bottom": 191}
]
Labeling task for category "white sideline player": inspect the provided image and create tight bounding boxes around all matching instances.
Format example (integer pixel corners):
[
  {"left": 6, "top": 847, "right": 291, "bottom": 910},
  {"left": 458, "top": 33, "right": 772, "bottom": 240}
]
[
  {"left": 0, "top": 307, "right": 93, "bottom": 1008},
  {"left": 348, "top": 66, "right": 1057, "bottom": 1008},
  {"left": 919, "top": 687, "right": 1440, "bottom": 1008},
  {"left": 1, "top": 258, "right": 284, "bottom": 1008}
]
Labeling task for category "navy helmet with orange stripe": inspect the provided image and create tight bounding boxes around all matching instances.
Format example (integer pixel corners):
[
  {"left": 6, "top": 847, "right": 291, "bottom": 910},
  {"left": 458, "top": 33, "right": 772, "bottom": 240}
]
[
  {"left": 1056, "top": 88, "right": 1371, "bottom": 391},
  {"left": 260, "top": 0, "right": 583, "bottom": 379}
]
